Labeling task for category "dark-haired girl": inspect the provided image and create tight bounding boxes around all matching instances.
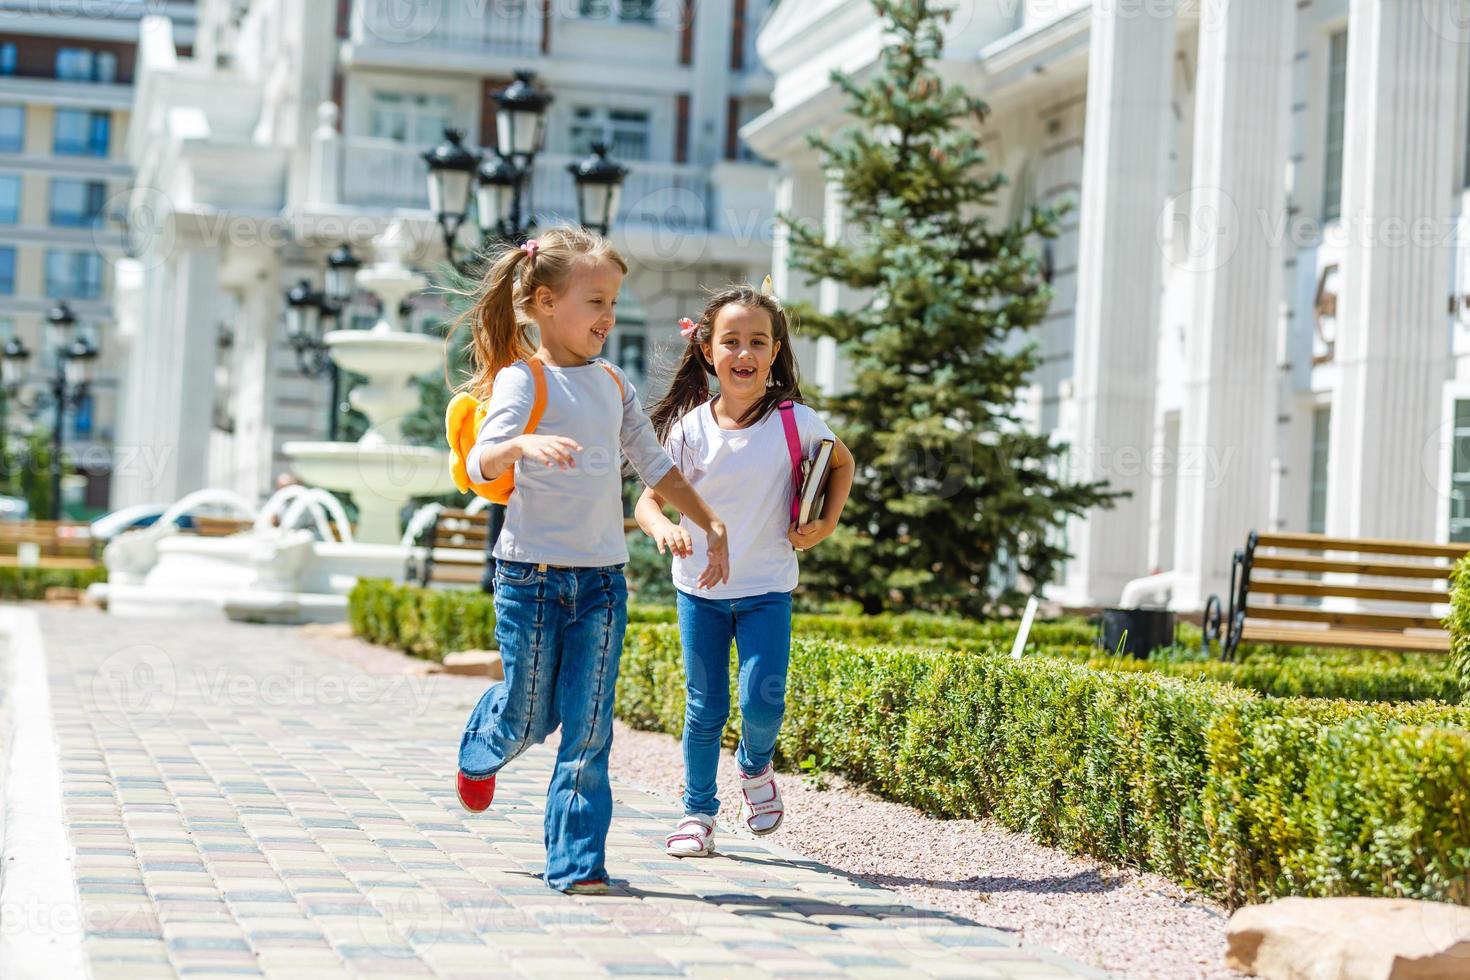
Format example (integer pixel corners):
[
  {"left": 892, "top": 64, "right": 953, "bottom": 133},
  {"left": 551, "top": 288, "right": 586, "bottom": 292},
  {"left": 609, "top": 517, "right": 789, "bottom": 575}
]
[{"left": 635, "top": 285, "right": 854, "bottom": 857}]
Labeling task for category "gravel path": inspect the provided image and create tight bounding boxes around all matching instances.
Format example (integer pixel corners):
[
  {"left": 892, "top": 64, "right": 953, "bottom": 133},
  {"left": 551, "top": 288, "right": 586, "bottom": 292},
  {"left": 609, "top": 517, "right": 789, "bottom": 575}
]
[{"left": 302, "top": 623, "right": 1242, "bottom": 980}]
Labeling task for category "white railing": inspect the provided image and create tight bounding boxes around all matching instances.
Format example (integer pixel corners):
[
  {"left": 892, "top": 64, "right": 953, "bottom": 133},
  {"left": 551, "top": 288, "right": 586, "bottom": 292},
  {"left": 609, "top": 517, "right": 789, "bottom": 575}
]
[
  {"left": 340, "top": 141, "right": 716, "bottom": 231},
  {"left": 342, "top": 137, "right": 431, "bottom": 209},
  {"left": 355, "top": 0, "right": 543, "bottom": 55}
]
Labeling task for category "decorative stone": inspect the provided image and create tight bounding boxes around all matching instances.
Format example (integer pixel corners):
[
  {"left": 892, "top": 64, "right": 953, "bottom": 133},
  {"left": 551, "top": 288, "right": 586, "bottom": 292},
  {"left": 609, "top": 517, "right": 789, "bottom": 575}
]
[
  {"left": 441, "top": 650, "right": 503, "bottom": 680},
  {"left": 1226, "top": 897, "right": 1470, "bottom": 979}
]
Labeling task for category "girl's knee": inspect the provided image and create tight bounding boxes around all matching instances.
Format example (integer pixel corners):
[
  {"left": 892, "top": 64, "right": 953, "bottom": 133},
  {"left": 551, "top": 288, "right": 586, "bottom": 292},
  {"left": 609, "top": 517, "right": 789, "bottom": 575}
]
[{"left": 683, "top": 700, "right": 730, "bottom": 738}]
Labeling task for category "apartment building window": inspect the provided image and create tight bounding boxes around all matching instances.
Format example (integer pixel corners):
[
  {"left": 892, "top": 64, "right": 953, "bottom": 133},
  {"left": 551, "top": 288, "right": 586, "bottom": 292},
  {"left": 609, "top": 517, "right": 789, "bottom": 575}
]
[
  {"left": 370, "top": 91, "right": 456, "bottom": 144},
  {"left": 1308, "top": 405, "right": 1331, "bottom": 533},
  {"left": 0, "top": 105, "right": 23, "bottom": 153},
  {"left": 1322, "top": 30, "right": 1348, "bottom": 221},
  {"left": 570, "top": 106, "right": 649, "bottom": 161},
  {"left": 54, "top": 109, "right": 111, "bottom": 157},
  {"left": 578, "top": 0, "right": 657, "bottom": 23},
  {"left": 44, "top": 249, "right": 103, "bottom": 299},
  {"left": 56, "top": 47, "right": 118, "bottom": 84},
  {"left": 1452, "top": 400, "right": 1470, "bottom": 543},
  {"left": 49, "top": 179, "right": 107, "bottom": 227},
  {"left": 0, "top": 247, "right": 14, "bottom": 295},
  {"left": 0, "top": 174, "right": 18, "bottom": 224},
  {"left": 0, "top": 43, "right": 15, "bottom": 76}
]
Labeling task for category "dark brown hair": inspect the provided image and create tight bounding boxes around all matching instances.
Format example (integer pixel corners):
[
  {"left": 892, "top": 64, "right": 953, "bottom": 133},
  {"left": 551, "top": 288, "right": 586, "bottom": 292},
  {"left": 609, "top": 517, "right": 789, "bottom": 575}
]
[
  {"left": 447, "top": 225, "right": 627, "bottom": 398},
  {"left": 648, "top": 284, "right": 804, "bottom": 443}
]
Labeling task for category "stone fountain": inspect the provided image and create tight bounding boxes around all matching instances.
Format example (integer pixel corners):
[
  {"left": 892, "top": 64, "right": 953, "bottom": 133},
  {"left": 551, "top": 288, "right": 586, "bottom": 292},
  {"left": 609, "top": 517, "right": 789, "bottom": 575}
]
[
  {"left": 97, "top": 223, "right": 460, "bottom": 623},
  {"left": 283, "top": 222, "right": 456, "bottom": 543}
]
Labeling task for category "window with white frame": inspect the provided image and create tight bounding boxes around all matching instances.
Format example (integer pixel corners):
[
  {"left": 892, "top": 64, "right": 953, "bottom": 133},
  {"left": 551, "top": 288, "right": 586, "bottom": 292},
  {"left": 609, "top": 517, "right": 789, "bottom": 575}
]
[
  {"left": 1451, "top": 400, "right": 1470, "bottom": 543},
  {"left": 577, "top": 0, "right": 657, "bottom": 24},
  {"left": 55, "top": 47, "right": 118, "bottom": 83},
  {"left": 0, "top": 105, "right": 23, "bottom": 153},
  {"left": 44, "top": 249, "right": 104, "bottom": 300},
  {"left": 54, "top": 109, "right": 111, "bottom": 157},
  {"left": 369, "top": 91, "right": 457, "bottom": 145},
  {"left": 1322, "top": 30, "right": 1347, "bottom": 221},
  {"left": 0, "top": 174, "right": 18, "bottom": 224},
  {"left": 0, "top": 247, "right": 14, "bottom": 295},
  {"left": 49, "top": 179, "right": 107, "bottom": 227},
  {"left": 570, "top": 106, "right": 650, "bottom": 161},
  {"left": 1308, "top": 405, "right": 1331, "bottom": 534}
]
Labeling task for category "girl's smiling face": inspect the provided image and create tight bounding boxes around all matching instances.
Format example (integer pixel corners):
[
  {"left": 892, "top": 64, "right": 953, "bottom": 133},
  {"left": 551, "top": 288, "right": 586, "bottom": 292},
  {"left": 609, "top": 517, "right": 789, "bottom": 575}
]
[
  {"left": 533, "top": 257, "right": 623, "bottom": 363},
  {"left": 702, "top": 303, "right": 781, "bottom": 400}
]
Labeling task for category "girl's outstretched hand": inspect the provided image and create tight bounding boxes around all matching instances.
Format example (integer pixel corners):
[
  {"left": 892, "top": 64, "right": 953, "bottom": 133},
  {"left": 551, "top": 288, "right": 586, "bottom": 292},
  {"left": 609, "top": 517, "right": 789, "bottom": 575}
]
[
  {"left": 697, "top": 520, "right": 730, "bottom": 589},
  {"left": 517, "top": 434, "right": 582, "bottom": 470},
  {"left": 653, "top": 520, "right": 693, "bottom": 558}
]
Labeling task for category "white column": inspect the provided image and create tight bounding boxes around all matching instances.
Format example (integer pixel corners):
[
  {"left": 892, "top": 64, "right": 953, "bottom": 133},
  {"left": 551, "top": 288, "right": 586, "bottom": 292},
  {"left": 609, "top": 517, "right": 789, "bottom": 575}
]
[
  {"left": 1063, "top": 3, "right": 1177, "bottom": 606},
  {"left": 132, "top": 244, "right": 220, "bottom": 506},
  {"left": 773, "top": 163, "right": 826, "bottom": 386},
  {"left": 1326, "top": 0, "right": 1459, "bottom": 542},
  {"left": 1170, "top": 0, "right": 1294, "bottom": 610}
]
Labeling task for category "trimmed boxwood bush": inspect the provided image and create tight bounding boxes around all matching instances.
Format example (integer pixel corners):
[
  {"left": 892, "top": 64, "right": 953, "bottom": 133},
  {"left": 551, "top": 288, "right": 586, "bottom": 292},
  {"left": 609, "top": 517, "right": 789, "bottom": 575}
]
[
  {"left": 1450, "top": 556, "right": 1470, "bottom": 702},
  {"left": 1078, "top": 655, "right": 1461, "bottom": 705},
  {"left": 0, "top": 564, "right": 106, "bottom": 600},
  {"left": 616, "top": 623, "right": 1470, "bottom": 907},
  {"left": 347, "top": 579, "right": 1092, "bottom": 660}
]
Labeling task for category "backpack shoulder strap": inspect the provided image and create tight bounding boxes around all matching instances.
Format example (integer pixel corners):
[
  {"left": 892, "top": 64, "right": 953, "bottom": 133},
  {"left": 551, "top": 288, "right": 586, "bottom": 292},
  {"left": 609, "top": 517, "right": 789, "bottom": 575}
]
[
  {"left": 778, "top": 401, "right": 803, "bottom": 523},
  {"left": 524, "top": 358, "right": 548, "bottom": 434},
  {"left": 597, "top": 360, "right": 625, "bottom": 400}
]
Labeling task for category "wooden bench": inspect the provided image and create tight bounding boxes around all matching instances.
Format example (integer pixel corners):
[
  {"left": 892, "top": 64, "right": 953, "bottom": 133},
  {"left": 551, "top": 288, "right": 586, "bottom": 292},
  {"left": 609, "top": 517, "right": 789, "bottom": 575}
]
[
  {"left": 408, "top": 508, "right": 491, "bottom": 588},
  {"left": 407, "top": 508, "right": 643, "bottom": 589},
  {"left": 0, "top": 520, "right": 98, "bottom": 566},
  {"left": 1217, "top": 531, "right": 1468, "bottom": 659}
]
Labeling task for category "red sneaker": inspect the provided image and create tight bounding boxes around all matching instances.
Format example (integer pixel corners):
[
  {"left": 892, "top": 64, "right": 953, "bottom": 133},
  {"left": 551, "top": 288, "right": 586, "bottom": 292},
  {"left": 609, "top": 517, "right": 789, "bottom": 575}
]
[{"left": 457, "top": 771, "right": 495, "bottom": 813}]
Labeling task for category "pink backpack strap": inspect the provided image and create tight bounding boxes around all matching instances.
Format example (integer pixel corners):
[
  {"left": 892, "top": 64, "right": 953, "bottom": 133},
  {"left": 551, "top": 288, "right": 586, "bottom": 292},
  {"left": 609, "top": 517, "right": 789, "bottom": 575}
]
[{"left": 778, "top": 401, "right": 803, "bottom": 523}]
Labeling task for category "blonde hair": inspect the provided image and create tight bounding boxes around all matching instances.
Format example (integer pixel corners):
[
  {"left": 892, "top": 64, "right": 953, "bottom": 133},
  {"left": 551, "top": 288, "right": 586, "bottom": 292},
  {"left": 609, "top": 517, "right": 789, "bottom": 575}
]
[{"left": 448, "top": 225, "right": 628, "bottom": 398}]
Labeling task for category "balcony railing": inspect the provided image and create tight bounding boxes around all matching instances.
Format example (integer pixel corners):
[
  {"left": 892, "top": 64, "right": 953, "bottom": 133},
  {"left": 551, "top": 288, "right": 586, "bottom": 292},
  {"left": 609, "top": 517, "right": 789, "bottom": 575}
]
[
  {"left": 339, "top": 139, "right": 715, "bottom": 232},
  {"left": 354, "top": 0, "right": 543, "bottom": 56}
]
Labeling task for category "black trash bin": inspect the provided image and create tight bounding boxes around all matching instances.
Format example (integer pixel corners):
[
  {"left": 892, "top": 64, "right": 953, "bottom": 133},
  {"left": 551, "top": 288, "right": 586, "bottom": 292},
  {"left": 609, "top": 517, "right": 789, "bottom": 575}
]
[{"left": 1098, "top": 607, "right": 1176, "bottom": 659}]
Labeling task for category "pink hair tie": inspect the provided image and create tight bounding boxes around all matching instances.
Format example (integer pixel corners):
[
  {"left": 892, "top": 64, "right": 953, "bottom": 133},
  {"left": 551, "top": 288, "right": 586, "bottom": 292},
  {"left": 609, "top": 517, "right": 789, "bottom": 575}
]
[
  {"left": 678, "top": 317, "right": 698, "bottom": 340},
  {"left": 520, "top": 239, "right": 540, "bottom": 259}
]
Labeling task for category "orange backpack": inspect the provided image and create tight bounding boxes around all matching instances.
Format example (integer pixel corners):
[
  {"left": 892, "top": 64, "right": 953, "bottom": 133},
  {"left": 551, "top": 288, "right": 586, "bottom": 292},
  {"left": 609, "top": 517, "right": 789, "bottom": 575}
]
[{"left": 447, "top": 358, "right": 624, "bottom": 504}]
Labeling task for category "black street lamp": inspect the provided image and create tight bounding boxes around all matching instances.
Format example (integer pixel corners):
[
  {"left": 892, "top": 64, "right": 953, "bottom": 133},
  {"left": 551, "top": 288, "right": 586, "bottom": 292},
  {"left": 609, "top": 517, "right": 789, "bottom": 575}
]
[
  {"left": 283, "top": 241, "right": 360, "bottom": 442},
  {"left": 1, "top": 302, "right": 98, "bottom": 520},
  {"left": 423, "top": 70, "right": 628, "bottom": 273},
  {"left": 569, "top": 142, "right": 629, "bottom": 237}
]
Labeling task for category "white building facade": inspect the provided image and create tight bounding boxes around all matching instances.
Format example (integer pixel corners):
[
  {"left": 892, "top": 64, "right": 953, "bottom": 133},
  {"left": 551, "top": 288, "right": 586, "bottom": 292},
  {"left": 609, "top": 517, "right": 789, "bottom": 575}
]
[
  {"left": 111, "top": 0, "right": 777, "bottom": 511},
  {"left": 746, "top": 0, "right": 1470, "bottom": 610}
]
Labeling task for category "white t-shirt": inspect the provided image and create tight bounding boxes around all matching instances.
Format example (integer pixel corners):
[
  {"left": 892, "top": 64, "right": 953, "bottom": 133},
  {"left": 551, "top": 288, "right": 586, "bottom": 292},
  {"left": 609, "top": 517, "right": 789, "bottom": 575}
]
[{"left": 665, "top": 399, "right": 835, "bottom": 600}]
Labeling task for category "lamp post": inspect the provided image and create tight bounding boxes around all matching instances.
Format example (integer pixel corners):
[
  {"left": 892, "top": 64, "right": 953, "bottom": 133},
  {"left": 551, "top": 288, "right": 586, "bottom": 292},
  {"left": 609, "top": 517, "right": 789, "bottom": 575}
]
[
  {"left": 422, "top": 70, "right": 628, "bottom": 271},
  {"left": 283, "top": 241, "right": 362, "bottom": 442},
  {"left": 1, "top": 301, "right": 99, "bottom": 520}
]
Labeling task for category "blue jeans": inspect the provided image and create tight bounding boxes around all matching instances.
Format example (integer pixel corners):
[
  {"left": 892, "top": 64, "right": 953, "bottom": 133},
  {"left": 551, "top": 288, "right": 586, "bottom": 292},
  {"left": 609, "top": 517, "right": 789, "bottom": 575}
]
[
  {"left": 459, "top": 561, "right": 628, "bottom": 891},
  {"left": 675, "top": 588, "right": 792, "bottom": 817}
]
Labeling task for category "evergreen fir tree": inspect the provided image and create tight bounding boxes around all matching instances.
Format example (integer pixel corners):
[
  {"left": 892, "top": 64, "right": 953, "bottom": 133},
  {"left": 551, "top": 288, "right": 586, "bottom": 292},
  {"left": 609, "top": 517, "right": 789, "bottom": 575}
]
[{"left": 785, "top": 0, "right": 1120, "bottom": 616}]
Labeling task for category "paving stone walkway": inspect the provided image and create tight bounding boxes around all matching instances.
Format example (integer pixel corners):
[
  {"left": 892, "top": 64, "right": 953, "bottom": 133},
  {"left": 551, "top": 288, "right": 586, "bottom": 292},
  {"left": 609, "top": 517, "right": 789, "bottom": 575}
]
[{"left": 5, "top": 607, "right": 1103, "bottom": 979}]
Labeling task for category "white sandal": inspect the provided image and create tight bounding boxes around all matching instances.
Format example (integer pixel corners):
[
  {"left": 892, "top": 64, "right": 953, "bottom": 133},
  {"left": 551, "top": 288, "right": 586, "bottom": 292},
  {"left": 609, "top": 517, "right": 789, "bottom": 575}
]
[
  {"left": 739, "top": 764, "right": 784, "bottom": 836},
  {"left": 664, "top": 814, "right": 716, "bottom": 858}
]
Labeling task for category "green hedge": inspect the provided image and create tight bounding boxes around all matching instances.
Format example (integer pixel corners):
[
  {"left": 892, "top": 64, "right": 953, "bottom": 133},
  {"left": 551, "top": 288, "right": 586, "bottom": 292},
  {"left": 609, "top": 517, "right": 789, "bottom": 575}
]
[
  {"left": 348, "top": 579, "right": 1095, "bottom": 660},
  {"left": 616, "top": 623, "right": 1470, "bottom": 907},
  {"left": 0, "top": 565, "right": 106, "bottom": 600},
  {"left": 1076, "top": 655, "right": 1460, "bottom": 705},
  {"left": 1450, "top": 557, "right": 1470, "bottom": 702}
]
